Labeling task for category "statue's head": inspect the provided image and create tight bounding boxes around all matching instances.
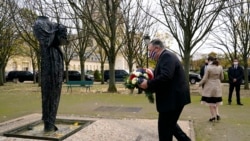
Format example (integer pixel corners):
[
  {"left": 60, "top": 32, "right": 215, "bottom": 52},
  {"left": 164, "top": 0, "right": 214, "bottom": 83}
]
[{"left": 56, "top": 24, "right": 68, "bottom": 45}]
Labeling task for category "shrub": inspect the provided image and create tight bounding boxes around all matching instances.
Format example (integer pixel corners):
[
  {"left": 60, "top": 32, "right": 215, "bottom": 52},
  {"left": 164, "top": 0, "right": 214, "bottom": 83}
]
[{"left": 94, "top": 70, "right": 101, "bottom": 81}]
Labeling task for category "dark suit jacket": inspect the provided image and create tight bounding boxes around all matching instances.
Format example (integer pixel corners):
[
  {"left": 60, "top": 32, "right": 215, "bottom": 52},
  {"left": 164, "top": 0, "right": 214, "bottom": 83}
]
[
  {"left": 228, "top": 65, "right": 244, "bottom": 85},
  {"left": 147, "top": 50, "right": 191, "bottom": 112},
  {"left": 200, "top": 65, "right": 207, "bottom": 78}
]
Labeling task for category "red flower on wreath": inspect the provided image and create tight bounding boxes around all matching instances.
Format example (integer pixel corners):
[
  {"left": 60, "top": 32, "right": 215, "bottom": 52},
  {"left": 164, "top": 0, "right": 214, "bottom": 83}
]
[{"left": 124, "top": 68, "right": 154, "bottom": 103}]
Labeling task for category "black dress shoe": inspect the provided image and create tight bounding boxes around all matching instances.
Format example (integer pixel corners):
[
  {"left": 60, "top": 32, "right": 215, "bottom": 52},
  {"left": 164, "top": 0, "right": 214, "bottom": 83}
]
[
  {"left": 209, "top": 117, "right": 216, "bottom": 122},
  {"left": 237, "top": 103, "right": 243, "bottom": 106},
  {"left": 228, "top": 102, "right": 231, "bottom": 105},
  {"left": 216, "top": 115, "right": 221, "bottom": 120}
]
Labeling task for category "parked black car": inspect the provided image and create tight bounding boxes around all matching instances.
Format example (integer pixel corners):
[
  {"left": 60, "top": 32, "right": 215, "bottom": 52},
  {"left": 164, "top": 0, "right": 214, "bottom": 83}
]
[
  {"left": 6, "top": 70, "right": 35, "bottom": 82},
  {"left": 104, "top": 69, "right": 129, "bottom": 82},
  {"left": 63, "top": 70, "right": 94, "bottom": 81},
  {"left": 189, "top": 72, "right": 201, "bottom": 84}
]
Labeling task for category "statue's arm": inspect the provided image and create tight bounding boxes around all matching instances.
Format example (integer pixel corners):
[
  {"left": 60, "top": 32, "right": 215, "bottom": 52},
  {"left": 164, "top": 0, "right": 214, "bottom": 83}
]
[{"left": 33, "top": 21, "right": 57, "bottom": 46}]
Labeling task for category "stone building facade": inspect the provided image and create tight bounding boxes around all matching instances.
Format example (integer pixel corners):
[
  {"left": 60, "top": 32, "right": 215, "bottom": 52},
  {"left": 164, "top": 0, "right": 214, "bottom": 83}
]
[{"left": 5, "top": 53, "right": 129, "bottom": 73}]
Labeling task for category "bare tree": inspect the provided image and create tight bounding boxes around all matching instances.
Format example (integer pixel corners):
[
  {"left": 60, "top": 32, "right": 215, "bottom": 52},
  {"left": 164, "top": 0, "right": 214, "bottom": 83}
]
[
  {"left": 120, "top": 0, "right": 155, "bottom": 73},
  {"left": 0, "top": 0, "right": 19, "bottom": 85},
  {"left": 235, "top": 1, "right": 250, "bottom": 89},
  {"left": 68, "top": 0, "right": 126, "bottom": 92},
  {"left": 8, "top": 0, "right": 41, "bottom": 84},
  {"left": 67, "top": 3, "right": 96, "bottom": 81},
  {"left": 62, "top": 32, "right": 76, "bottom": 82},
  {"left": 155, "top": 0, "right": 227, "bottom": 84},
  {"left": 213, "top": 0, "right": 250, "bottom": 89}
]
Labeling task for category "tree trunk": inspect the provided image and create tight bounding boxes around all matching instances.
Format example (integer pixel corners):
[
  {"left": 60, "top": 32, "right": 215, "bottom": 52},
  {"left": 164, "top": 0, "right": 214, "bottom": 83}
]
[
  {"left": 65, "top": 64, "right": 69, "bottom": 82},
  {"left": 0, "top": 66, "right": 4, "bottom": 86},
  {"left": 100, "top": 61, "right": 105, "bottom": 84},
  {"left": 183, "top": 52, "right": 191, "bottom": 89},
  {"left": 80, "top": 57, "right": 86, "bottom": 81},
  {"left": 243, "top": 56, "right": 249, "bottom": 89}
]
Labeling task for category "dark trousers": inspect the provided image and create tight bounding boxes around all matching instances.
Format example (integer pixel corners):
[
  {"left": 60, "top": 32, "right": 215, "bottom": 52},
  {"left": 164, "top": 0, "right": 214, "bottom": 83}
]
[
  {"left": 158, "top": 106, "right": 191, "bottom": 141},
  {"left": 228, "top": 83, "right": 241, "bottom": 104},
  {"left": 138, "top": 88, "right": 143, "bottom": 94}
]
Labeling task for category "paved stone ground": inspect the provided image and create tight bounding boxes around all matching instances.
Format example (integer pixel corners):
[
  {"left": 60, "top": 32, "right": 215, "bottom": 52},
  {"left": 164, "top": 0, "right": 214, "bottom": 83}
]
[{"left": 0, "top": 114, "right": 195, "bottom": 141}]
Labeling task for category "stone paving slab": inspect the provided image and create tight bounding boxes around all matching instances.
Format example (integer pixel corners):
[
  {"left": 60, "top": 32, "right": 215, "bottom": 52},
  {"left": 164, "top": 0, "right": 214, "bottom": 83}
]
[{"left": 0, "top": 114, "right": 195, "bottom": 141}]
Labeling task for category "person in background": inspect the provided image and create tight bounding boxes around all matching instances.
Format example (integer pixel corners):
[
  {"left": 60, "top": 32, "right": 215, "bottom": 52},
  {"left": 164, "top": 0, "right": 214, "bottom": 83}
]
[
  {"left": 227, "top": 58, "right": 244, "bottom": 105},
  {"left": 200, "top": 57, "right": 213, "bottom": 88},
  {"left": 139, "top": 39, "right": 191, "bottom": 141},
  {"left": 199, "top": 59, "right": 224, "bottom": 122},
  {"left": 200, "top": 58, "right": 209, "bottom": 79}
]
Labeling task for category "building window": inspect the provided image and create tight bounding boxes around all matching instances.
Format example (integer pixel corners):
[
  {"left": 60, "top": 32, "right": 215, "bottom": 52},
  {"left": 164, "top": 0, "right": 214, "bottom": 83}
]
[
  {"left": 22, "top": 62, "right": 29, "bottom": 71},
  {"left": 12, "top": 62, "right": 17, "bottom": 70}
]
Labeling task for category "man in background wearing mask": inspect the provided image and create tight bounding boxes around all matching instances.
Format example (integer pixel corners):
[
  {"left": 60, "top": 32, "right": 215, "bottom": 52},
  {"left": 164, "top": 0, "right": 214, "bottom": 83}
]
[
  {"left": 228, "top": 58, "right": 244, "bottom": 105},
  {"left": 139, "top": 39, "right": 191, "bottom": 141}
]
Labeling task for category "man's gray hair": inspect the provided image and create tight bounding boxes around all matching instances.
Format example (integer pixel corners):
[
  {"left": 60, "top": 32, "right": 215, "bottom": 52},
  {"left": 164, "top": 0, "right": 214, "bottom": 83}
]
[{"left": 150, "top": 39, "right": 165, "bottom": 48}]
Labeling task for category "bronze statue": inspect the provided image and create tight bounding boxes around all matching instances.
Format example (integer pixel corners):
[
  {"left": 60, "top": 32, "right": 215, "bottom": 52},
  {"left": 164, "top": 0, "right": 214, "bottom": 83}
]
[{"left": 33, "top": 16, "right": 68, "bottom": 132}]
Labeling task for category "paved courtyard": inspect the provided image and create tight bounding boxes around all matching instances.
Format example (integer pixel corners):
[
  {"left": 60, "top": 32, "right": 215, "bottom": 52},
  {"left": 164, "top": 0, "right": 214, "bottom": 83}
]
[{"left": 0, "top": 114, "right": 195, "bottom": 141}]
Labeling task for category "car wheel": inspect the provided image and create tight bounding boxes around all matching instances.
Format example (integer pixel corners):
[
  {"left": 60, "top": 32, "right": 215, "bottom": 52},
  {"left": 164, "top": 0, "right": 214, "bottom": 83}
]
[{"left": 190, "top": 78, "right": 196, "bottom": 84}]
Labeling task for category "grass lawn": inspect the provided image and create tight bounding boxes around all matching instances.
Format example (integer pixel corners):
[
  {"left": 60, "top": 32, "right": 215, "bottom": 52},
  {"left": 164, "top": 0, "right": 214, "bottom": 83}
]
[{"left": 0, "top": 82, "right": 249, "bottom": 141}]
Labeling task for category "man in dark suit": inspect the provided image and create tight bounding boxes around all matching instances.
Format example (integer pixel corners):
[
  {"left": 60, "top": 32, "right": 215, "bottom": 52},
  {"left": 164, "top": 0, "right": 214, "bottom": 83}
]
[
  {"left": 140, "top": 39, "right": 191, "bottom": 141},
  {"left": 200, "top": 56, "right": 214, "bottom": 78},
  {"left": 200, "top": 58, "right": 209, "bottom": 79},
  {"left": 228, "top": 58, "right": 244, "bottom": 105}
]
